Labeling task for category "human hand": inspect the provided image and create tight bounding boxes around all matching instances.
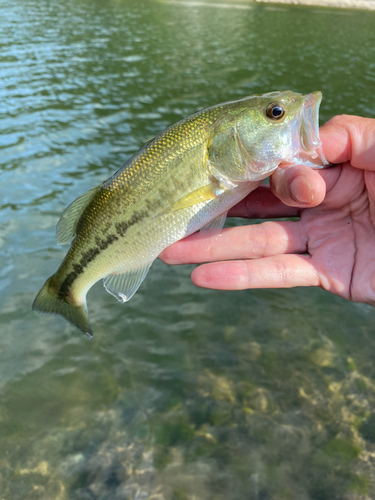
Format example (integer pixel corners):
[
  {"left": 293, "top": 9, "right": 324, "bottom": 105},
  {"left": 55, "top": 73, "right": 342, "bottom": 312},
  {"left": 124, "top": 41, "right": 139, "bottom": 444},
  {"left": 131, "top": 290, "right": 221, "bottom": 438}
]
[{"left": 159, "top": 116, "right": 375, "bottom": 305}]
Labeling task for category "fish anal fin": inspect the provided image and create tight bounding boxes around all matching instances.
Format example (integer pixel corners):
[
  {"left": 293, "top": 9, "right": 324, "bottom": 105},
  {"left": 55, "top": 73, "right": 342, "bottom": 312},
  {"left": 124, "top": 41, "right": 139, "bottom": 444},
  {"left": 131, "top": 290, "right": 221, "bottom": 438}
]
[
  {"left": 56, "top": 185, "right": 101, "bottom": 244},
  {"left": 103, "top": 263, "right": 152, "bottom": 303}
]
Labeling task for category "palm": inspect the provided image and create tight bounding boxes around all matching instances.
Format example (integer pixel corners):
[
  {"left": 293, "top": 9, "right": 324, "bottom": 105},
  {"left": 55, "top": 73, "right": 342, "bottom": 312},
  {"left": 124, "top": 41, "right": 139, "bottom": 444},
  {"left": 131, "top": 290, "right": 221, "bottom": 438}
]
[{"left": 300, "top": 163, "right": 375, "bottom": 303}]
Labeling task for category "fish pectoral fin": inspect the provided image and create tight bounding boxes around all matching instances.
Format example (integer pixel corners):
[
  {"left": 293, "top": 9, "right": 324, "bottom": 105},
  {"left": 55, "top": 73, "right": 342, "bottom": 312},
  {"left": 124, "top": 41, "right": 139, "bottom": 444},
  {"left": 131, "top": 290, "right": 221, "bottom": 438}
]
[
  {"left": 200, "top": 211, "right": 227, "bottom": 234},
  {"left": 56, "top": 185, "right": 101, "bottom": 244},
  {"left": 169, "top": 181, "right": 225, "bottom": 213},
  {"left": 103, "top": 263, "right": 152, "bottom": 303}
]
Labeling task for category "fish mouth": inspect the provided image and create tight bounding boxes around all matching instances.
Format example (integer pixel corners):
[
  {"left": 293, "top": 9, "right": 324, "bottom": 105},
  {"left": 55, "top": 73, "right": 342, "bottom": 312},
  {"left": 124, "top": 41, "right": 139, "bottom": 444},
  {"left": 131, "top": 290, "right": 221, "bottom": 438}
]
[
  {"left": 301, "top": 91, "right": 322, "bottom": 154},
  {"left": 291, "top": 91, "right": 329, "bottom": 169}
]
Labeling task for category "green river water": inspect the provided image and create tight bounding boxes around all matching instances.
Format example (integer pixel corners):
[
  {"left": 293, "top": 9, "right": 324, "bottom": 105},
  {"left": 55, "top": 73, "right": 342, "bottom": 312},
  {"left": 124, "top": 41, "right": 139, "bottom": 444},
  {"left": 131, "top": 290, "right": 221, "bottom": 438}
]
[{"left": 1, "top": 0, "right": 375, "bottom": 498}]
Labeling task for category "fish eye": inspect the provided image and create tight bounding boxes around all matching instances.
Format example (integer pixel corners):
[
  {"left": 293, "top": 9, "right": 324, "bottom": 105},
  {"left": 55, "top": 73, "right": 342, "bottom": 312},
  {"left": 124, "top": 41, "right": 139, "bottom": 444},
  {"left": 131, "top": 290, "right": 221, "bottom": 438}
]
[{"left": 266, "top": 102, "right": 285, "bottom": 121}]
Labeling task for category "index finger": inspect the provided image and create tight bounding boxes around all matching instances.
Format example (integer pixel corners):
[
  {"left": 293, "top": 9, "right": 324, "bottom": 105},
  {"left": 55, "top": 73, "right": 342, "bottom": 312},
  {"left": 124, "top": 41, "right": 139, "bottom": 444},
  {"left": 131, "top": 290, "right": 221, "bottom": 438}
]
[{"left": 320, "top": 115, "right": 375, "bottom": 170}]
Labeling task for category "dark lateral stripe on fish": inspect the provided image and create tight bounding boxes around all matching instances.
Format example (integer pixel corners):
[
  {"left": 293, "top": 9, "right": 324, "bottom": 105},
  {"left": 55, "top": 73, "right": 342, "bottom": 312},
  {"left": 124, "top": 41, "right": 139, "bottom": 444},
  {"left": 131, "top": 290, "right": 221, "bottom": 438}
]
[
  {"left": 115, "top": 209, "right": 149, "bottom": 236},
  {"left": 58, "top": 210, "right": 149, "bottom": 299},
  {"left": 58, "top": 234, "right": 117, "bottom": 298},
  {"left": 145, "top": 198, "right": 164, "bottom": 212}
]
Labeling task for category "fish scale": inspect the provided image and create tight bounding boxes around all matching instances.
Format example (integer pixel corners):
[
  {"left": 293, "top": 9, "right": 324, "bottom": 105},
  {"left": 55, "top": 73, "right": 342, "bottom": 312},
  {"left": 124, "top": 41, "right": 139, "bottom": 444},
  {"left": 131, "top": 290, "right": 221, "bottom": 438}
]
[{"left": 33, "top": 90, "right": 328, "bottom": 336}]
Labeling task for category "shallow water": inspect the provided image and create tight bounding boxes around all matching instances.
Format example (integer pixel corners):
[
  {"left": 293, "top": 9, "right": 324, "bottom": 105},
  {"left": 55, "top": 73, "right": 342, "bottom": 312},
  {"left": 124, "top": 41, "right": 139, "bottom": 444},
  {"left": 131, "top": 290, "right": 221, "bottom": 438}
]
[{"left": 1, "top": 0, "right": 375, "bottom": 498}]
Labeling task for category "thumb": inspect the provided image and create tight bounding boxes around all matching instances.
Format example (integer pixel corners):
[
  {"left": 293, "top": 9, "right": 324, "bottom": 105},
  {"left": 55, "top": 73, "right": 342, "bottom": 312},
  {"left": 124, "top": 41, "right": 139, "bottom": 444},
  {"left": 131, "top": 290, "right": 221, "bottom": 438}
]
[
  {"left": 320, "top": 115, "right": 375, "bottom": 171},
  {"left": 270, "top": 164, "right": 326, "bottom": 208}
]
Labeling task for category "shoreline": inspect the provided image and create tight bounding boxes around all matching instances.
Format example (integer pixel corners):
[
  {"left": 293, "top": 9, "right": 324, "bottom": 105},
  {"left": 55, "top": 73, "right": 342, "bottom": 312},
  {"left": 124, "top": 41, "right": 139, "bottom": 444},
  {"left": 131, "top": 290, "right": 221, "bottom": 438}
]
[
  {"left": 254, "top": 0, "right": 375, "bottom": 9},
  {"left": 162, "top": 0, "right": 375, "bottom": 11}
]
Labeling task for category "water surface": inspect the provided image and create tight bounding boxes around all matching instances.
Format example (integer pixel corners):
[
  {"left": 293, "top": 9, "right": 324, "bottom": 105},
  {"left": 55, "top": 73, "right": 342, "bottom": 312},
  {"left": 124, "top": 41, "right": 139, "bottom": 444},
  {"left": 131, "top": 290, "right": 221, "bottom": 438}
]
[{"left": 1, "top": 0, "right": 375, "bottom": 498}]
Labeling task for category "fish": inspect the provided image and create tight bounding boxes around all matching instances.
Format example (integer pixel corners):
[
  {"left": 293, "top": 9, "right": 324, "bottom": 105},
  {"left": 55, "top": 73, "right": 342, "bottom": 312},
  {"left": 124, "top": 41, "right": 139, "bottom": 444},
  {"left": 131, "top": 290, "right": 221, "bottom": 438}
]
[{"left": 33, "top": 90, "right": 328, "bottom": 337}]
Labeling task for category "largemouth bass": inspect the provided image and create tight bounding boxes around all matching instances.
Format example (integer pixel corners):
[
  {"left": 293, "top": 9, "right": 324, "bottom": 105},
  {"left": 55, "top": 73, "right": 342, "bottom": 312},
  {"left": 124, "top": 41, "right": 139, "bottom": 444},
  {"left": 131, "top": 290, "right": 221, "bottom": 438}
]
[{"left": 33, "top": 90, "right": 328, "bottom": 337}]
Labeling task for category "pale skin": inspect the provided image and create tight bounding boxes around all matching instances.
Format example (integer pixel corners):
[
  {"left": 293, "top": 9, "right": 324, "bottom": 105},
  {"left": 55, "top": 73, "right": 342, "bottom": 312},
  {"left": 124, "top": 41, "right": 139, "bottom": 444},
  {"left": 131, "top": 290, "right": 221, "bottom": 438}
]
[{"left": 160, "top": 115, "right": 375, "bottom": 306}]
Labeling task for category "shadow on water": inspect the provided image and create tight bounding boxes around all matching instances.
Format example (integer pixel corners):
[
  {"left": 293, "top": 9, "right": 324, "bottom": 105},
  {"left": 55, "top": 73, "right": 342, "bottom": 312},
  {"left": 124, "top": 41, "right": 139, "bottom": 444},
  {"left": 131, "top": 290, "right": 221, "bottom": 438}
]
[{"left": 1, "top": 0, "right": 375, "bottom": 498}]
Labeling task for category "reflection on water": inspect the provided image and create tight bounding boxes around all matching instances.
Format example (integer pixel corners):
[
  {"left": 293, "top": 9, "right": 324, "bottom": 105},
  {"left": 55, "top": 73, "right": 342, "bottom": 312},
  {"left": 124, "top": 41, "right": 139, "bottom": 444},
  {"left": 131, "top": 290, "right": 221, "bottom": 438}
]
[{"left": 1, "top": 0, "right": 375, "bottom": 498}]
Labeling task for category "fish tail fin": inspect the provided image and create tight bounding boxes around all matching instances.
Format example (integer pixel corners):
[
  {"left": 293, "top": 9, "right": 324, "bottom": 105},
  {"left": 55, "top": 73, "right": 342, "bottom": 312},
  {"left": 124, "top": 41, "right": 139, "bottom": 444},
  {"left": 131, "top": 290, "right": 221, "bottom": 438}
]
[{"left": 32, "top": 276, "right": 93, "bottom": 338}]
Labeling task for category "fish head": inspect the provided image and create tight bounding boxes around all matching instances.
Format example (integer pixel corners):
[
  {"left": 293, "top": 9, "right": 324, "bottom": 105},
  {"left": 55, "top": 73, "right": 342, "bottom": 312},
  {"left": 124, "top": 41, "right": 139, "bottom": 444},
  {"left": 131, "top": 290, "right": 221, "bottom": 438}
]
[{"left": 234, "top": 90, "right": 328, "bottom": 182}]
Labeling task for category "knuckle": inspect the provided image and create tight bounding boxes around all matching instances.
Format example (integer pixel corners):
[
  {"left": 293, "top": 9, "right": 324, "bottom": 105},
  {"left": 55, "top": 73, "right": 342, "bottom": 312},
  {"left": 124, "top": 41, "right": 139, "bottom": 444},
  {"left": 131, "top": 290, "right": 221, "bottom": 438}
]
[
  {"left": 246, "top": 223, "right": 269, "bottom": 258},
  {"left": 273, "top": 258, "right": 289, "bottom": 286},
  {"left": 258, "top": 222, "right": 272, "bottom": 257},
  {"left": 324, "top": 114, "right": 349, "bottom": 125}
]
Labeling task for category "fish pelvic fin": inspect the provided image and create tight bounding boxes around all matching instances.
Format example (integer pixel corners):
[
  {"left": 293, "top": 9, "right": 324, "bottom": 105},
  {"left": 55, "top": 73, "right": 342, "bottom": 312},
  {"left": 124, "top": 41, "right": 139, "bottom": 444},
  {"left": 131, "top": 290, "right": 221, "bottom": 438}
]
[{"left": 32, "top": 276, "right": 93, "bottom": 338}]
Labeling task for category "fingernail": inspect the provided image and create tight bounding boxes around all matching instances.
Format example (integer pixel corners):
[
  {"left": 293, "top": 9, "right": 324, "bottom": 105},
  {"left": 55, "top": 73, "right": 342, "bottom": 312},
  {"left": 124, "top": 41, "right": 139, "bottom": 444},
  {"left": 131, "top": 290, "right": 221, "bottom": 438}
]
[{"left": 290, "top": 175, "right": 313, "bottom": 204}]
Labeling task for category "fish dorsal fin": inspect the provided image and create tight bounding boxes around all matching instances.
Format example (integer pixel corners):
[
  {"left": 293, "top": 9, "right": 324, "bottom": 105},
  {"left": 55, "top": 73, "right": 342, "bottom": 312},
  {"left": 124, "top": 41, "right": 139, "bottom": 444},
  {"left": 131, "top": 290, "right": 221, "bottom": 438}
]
[
  {"left": 145, "top": 135, "right": 157, "bottom": 146},
  {"left": 56, "top": 186, "right": 100, "bottom": 244},
  {"left": 103, "top": 263, "right": 152, "bottom": 303},
  {"left": 200, "top": 212, "right": 227, "bottom": 234}
]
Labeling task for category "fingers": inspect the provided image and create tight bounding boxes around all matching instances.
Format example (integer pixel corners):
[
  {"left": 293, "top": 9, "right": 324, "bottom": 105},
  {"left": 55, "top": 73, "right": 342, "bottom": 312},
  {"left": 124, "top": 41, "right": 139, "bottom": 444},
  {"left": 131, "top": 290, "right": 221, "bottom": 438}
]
[
  {"left": 228, "top": 185, "right": 301, "bottom": 219},
  {"left": 191, "top": 255, "right": 320, "bottom": 290},
  {"left": 320, "top": 115, "right": 375, "bottom": 171},
  {"left": 270, "top": 164, "right": 326, "bottom": 208},
  {"left": 229, "top": 164, "right": 327, "bottom": 219},
  {"left": 159, "top": 220, "right": 306, "bottom": 265}
]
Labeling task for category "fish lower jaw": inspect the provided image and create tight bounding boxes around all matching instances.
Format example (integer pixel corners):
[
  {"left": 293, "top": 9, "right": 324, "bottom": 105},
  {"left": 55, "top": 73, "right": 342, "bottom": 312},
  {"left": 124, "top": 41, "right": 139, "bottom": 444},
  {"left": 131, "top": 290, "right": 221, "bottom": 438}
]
[{"left": 285, "top": 148, "right": 328, "bottom": 169}]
